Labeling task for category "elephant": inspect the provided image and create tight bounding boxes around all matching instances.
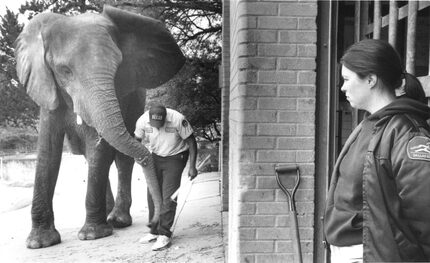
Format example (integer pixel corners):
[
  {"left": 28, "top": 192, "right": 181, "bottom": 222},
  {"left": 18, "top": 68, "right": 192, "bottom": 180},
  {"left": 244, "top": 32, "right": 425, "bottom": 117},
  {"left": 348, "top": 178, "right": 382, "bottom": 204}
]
[{"left": 14, "top": 5, "right": 185, "bottom": 249}]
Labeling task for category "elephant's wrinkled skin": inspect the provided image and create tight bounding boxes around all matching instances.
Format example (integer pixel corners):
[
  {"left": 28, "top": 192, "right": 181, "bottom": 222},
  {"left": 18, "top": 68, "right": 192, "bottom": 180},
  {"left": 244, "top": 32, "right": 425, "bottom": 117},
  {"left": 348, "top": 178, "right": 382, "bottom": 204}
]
[{"left": 14, "top": 5, "right": 184, "bottom": 249}]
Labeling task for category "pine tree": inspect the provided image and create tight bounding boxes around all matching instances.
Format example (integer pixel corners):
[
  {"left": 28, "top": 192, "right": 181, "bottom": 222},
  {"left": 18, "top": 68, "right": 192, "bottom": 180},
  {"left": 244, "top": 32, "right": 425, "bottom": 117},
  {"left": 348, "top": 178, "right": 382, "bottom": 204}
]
[{"left": 0, "top": 8, "right": 38, "bottom": 128}]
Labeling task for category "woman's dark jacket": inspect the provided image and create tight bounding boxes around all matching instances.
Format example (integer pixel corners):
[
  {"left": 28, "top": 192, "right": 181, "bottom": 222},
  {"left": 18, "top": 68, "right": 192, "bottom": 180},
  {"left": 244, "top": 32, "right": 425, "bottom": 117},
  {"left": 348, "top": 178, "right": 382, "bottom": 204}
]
[{"left": 324, "top": 98, "right": 430, "bottom": 262}]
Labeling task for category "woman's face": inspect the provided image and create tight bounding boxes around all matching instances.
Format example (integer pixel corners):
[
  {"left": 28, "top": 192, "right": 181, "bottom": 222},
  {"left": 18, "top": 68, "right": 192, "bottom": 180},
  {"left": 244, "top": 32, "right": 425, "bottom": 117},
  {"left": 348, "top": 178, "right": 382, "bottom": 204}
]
[{"left": 341, "top": 65, "right": 372, "bottom": 110}]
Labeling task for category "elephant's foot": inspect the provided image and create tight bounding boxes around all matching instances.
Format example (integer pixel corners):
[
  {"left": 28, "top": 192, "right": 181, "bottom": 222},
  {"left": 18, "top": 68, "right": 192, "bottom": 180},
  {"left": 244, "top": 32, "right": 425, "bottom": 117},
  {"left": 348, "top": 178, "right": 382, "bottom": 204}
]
[
  {"left": 78, "top": 223, "right": 113, "bottom": 240},
  {"left": 26, "top": 227, "right": 61, "bottom": 249},
  {"left": 107, "top": 207, "right": 132, "bottom": 228}
]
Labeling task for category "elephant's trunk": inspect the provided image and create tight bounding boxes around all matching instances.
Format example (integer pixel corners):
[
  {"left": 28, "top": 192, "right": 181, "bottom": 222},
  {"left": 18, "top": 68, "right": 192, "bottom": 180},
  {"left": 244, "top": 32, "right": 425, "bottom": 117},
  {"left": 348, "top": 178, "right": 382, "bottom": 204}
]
[{"left": 84, "top": 84, "right": 161, "bottom": 224}]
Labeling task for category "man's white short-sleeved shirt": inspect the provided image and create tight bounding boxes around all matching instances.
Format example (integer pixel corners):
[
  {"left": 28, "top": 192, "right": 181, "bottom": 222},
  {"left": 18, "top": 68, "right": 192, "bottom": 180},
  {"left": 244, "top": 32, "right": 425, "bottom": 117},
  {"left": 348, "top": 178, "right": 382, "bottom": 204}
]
[{"left": 134, "top": 108, "right": 193, "bottom": 157}]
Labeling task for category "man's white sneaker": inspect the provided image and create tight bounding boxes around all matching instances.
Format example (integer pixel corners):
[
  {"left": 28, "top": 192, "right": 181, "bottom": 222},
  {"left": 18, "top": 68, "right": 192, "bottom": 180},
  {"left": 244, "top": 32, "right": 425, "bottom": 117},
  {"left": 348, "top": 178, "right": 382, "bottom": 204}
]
[
  {"left": 151, "top": 235, "right": 171, "bottom": 251},
  {"left": 139, "top": 233, "right": 158, "bottom": 243}
]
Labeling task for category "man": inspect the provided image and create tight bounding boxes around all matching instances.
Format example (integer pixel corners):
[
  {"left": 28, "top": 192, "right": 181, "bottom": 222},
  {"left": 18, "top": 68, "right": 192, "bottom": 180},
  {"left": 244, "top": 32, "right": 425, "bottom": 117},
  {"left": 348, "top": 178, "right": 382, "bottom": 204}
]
[{"left": 134, "top": 104, "right": 198, "bottom": 251}]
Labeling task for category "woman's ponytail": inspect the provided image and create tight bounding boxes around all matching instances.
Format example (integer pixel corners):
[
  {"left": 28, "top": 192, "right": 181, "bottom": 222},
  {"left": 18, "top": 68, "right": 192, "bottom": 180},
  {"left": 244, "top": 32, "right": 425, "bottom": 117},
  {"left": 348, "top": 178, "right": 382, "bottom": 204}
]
[{"left": 403, "top": 72, "right": 426, "bottom": 104}]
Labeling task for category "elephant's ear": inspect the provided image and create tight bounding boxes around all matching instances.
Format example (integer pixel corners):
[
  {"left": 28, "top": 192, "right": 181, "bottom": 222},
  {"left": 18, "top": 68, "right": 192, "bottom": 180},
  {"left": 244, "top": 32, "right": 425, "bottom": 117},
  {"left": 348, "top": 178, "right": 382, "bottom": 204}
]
[
  {"left": 102, "top": 5, "right": 185, "bottom": 94},
  {"left": 15, "top": 13, "right": 63, "bottom": 110}
]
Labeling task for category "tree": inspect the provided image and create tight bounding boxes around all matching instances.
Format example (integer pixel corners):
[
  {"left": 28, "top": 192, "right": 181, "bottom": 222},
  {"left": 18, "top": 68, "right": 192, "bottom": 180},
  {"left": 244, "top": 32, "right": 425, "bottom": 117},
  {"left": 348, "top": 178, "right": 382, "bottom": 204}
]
[
  {"left": 133, "top": 0, "right": 222, "bottom": 141},
  {"left": 0, "top": 8, "right": 39, "bottom": 129}
]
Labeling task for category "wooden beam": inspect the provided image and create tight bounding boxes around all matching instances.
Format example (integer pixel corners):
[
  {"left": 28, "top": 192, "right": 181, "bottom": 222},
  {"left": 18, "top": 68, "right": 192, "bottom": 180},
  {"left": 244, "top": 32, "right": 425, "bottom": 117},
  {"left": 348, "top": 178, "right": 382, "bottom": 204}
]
[{"left": 366, "top": 1, "right": 430, "bottom": 34}]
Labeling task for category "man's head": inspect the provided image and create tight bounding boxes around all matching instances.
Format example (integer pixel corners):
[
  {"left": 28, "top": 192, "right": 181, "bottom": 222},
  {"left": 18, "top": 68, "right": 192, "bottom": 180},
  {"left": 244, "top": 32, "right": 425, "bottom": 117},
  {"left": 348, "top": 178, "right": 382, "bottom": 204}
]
[{"left": 149, "top": 104, "right": 167, "bottom": 129}]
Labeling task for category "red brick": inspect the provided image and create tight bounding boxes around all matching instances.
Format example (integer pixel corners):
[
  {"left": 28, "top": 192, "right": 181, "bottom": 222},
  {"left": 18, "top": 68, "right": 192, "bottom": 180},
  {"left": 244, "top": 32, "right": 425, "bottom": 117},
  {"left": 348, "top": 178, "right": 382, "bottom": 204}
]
[
  {"left": 279, "top": 85, "right": 316, "bottom": 97},
  {"left": 239, "top": 175, "right": 257, "bottom": 189},
  {"left": 238, "top": 57, "right": 277, "bottom": 70},
  {"left": 240, "top": 228, "right": 256, "bottom": 240},
  {"left": 280, "top": 31, "right": 317, "bottom": 44},
  {"left": 278, "top": 137, "right": 314, "bottom": 150},
  {"left": 297, "top": 124, "right": 315, "bottom": 136},
  {"left": 257, "top": 150, "right": 296, "bottom": 162},
  {"left": 240, "top": 150, "right": 256, "bottom": 163},
  {"left": 237, "top": 43, "right": 257, "bottom": 57},
  {"left": 238, "top": 16, "right": 257, "bottom": 29},
  {"left": 275, "top": 189, "right": 314, "bottom": 202},
  {"left": 296, "top": 150, "right": 314, "bottom": 162},
  {"left": 244, "top": 98, "right": 258, "bottom": 110},
  {"left": 256, "top": 254, "right": 294, "bottom": 263},
  {"left": 238, "top": 29, "right": 278, "bottom": 43},
  {"left": 243, "top": 110, "right": 277, "bottom": 122},
  {"left": 239, "top": 215, "right": 276, "bottom": 227},
  {"left": 279, "top": 3, "right": 317, "bottom": 16},
  {"left": 239, "top": 203, "right": 256, "bottom": 215},
  {"left": 242, "top": 124, "right": 257, "bottom": 136},
  {"left": 239, "top": 2, "right": 278, "bottom": 16},
  {"left": 236, "top": 163, "right": 276, "bottom": 176},
  {"left": 275, "top": 227, "right": 314, "bottom": 240},
  {"left": 242, "top": 255, "right": 255, "bottom": 263},
  {"left": 257, "top": 124, "right": 296, "bottom": 136},
  {"left": 258, "top": 98, "right": 296, "bottom": 110},
  {"left": 241, "top": 241, "right": 274, "bottom": 253},
  {"left": 258, "top": 44, "right": 297, "bottom": 57},
  {"left": 297, "top": 98, "right": 315, "bottom": 111},
  {"left": 256, "top": 227, "right": 289, "bottom": 240},
  {"left": 298, "top": 44, "right": 317, "bottom": 57},
  {"left": 238, "top": 70, "right": 258, "bottom": 84},
  {"left": 273, "top": 176, "right": 315, "bottom": 190},
  {"left": 242, "top": 136, "right": 276, "bottom": 149},
  {"left": 298, "top": 17, "right": 317, "bottom": 30},
  {"left": 238, "top": 84, "right": 277, "bottom": 97},
  {"left": 279, "top": 111, "right": 314, "bottom": 123},
  {"left": 256, "top": 176, "right": 277, "bottom": 189},
  {"left": 241, "top": 189, "right": 275, "bottom": 202},
  {"left": 258, "top": 71, "right": 297, "bottom": 84},
  {"left": 276, "top": 214, "right": 315, "bottom": 227},
  {"left": 258, "top": 17, "right": 297, "bottom": 29},
  {"left": 298, "top": 71, "right": 316, "bottom": 84},
  {"left": 256, "top": 202, "right": 289, "bottom": 215},
  {"left": 278, "top": 58, "right": 316, "bottom": 70}
]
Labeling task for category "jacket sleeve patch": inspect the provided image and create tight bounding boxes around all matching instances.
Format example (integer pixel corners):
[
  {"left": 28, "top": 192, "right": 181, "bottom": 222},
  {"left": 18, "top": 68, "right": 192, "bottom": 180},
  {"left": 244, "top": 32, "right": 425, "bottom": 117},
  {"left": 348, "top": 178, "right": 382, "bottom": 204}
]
[{"left": 407, "top": 136, "right": 430, "bottom": 161}]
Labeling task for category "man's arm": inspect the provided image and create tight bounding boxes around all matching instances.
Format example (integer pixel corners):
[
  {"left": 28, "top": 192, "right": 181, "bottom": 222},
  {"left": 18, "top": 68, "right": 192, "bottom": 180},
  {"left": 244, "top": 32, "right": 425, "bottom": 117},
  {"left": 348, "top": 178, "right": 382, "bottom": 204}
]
[{"left": 185, "top": 134, "right": 198, "bottom": 180}]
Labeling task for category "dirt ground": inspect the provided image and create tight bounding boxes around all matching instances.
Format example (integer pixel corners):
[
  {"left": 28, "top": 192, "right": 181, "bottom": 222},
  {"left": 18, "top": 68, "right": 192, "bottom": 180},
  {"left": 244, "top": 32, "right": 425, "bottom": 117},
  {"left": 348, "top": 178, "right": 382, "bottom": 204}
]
[{"left": 0, "top": 154, "right": 224, "bottom": 263}]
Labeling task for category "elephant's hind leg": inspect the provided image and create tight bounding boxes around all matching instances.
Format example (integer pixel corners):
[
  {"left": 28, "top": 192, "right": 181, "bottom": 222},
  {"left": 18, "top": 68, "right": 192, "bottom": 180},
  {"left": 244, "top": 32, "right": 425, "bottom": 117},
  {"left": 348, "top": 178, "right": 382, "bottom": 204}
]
[
  {"left": 78, "top": 138, "right": 114, "bottom": 240},
  {"left": 107, "top": 151, "right": 133, "bottom": 228}
]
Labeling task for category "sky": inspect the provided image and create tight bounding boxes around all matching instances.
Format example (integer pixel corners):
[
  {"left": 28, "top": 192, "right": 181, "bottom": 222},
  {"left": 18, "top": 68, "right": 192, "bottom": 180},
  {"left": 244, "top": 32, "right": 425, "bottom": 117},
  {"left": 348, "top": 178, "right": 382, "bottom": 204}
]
[{"left": 0, "top": 0, "right": 28, "bottom": 16}]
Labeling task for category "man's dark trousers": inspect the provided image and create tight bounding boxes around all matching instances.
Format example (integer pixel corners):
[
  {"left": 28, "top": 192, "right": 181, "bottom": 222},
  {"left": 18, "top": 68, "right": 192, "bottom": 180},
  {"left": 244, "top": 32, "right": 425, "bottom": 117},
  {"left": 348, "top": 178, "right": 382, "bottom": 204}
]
[{"left": 147, "top": 151, "right": 189, "bottom": 237}]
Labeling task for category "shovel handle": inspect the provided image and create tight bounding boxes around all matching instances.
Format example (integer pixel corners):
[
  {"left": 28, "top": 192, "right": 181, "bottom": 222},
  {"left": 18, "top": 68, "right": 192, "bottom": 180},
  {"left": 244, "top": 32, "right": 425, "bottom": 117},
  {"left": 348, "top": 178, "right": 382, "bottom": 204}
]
[
  {"left": 290, "top": 210, "right": 303, "bottom": 263},
  {"left": 275, "top": 165, "right": 300, "bottom": 211}
]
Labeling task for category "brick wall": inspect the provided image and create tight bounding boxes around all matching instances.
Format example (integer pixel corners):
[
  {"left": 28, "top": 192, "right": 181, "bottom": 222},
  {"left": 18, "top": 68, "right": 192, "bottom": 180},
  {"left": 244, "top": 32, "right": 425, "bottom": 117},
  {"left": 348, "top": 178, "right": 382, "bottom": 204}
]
[{"left": 227, "top": 0, "right": 317, "bottom": 262}]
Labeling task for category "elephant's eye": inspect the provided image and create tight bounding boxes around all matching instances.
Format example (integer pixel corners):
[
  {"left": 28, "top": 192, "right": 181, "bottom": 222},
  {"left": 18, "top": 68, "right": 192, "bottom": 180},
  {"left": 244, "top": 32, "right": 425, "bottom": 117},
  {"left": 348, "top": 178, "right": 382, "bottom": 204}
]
[{"left": 58, "top": 65, "right": 73, "bottom": 79}]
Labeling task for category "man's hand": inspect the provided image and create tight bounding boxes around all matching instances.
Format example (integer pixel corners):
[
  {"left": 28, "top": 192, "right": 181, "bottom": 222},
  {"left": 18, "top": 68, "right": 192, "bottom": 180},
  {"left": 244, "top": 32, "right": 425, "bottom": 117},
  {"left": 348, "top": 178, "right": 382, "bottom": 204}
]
[{"left": 188, "top": 166, "right": 198, "bottom": 180}]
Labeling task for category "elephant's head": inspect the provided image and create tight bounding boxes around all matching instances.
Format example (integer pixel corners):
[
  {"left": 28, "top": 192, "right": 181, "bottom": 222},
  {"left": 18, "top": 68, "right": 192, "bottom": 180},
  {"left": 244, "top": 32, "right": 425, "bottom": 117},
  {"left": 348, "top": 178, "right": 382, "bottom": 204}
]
[{"left": 15, "top": 5, "right": 185, "bottom": 159}]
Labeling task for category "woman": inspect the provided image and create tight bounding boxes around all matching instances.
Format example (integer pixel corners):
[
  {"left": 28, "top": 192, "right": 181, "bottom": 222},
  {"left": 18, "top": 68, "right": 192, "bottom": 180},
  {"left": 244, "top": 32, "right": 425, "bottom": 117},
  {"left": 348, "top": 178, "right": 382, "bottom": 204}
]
[{"left": 324, "top": 39, "right": 430, "bottom": 262}]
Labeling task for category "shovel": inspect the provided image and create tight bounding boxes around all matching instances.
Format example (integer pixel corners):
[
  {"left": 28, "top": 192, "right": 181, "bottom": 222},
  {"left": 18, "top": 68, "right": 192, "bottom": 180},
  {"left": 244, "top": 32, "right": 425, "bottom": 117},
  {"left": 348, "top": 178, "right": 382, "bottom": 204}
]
[{"left": 275, "top": 165, "right": 303, "bottom": 263}]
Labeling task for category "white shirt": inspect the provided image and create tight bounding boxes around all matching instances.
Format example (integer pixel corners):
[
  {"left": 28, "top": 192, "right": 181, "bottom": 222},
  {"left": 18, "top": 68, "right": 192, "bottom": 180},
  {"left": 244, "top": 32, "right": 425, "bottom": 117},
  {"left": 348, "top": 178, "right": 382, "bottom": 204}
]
[{"left": 134, "top": 108, "right": 193, "bottom": 157}]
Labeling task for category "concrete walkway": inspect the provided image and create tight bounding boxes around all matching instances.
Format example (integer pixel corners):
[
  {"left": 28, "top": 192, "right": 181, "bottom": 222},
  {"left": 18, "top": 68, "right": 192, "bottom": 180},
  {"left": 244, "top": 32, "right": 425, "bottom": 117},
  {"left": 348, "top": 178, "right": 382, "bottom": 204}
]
[{"left": 0, "top": 154, "right": 224, "bottom": 262}]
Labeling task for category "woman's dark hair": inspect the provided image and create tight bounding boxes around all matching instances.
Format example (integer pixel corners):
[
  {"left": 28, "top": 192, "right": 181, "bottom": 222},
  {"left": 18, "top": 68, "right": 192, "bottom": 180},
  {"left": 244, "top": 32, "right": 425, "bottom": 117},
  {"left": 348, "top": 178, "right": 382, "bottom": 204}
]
[{"left": 341, "top": 39, "right": 426, "bottom": 103}]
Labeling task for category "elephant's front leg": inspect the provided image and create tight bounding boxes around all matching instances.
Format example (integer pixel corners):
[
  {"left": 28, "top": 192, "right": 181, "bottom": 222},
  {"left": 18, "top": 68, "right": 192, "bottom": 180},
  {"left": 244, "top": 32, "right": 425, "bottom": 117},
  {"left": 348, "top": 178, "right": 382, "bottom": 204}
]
[
  {"left": 107, "top": 152, "right": 133, "bottom": 228},
  {"left": 78, "top": 139, "right": 115, "bottom": 240},
  {"left": 27, "top": 108, "right": 65, "bottom": 249}
]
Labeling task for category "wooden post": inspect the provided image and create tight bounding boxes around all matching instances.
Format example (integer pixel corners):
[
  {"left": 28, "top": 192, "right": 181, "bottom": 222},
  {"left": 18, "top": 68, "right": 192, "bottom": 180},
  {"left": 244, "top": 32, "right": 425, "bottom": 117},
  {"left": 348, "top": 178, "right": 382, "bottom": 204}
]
[
  {"left": 373, "top": 0, "right": 382, "bottom": 39},
  {"left": 389, "top": 0, "right": 398, "bottom": 48},
  {"left": 406, "top": 0, "right": 418, "bottom": 74}
]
